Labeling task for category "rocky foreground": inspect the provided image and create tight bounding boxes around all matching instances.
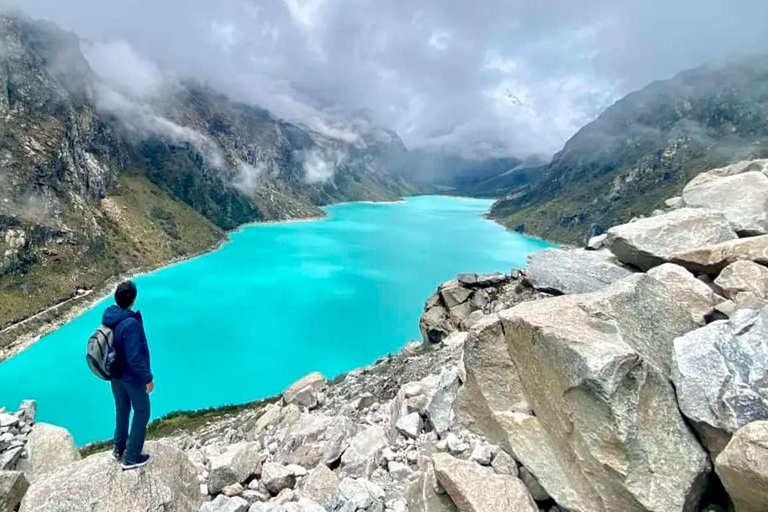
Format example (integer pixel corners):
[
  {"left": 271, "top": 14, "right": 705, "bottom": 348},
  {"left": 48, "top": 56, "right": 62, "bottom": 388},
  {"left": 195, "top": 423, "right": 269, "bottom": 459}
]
[{"left": 5, "top": 160, "right": 768, "bottom": 511}]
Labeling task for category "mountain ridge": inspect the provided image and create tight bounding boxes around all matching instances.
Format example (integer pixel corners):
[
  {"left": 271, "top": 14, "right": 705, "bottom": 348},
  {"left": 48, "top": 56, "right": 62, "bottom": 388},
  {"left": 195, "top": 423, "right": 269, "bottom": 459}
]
[
  {"left": 0, "top": 12, "right": 417, "bottom": 329},
  {"left": 489, "top": 56, "right": 768, "bottom": 243}
]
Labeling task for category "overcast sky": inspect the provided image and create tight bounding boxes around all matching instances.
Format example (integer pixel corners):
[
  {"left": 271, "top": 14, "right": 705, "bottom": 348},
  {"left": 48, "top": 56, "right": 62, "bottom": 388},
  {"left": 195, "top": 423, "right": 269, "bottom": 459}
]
[{"left": 6, "top": 0, "right": 768, "bottom": 158}]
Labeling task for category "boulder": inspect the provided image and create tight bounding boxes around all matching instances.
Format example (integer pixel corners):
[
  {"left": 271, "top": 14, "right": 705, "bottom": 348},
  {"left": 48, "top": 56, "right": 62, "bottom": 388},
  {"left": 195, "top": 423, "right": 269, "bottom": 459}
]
[
  {"left": 439, "top": 282, "right": 472, "bottom": 308},
  {"left": 424, "top": 369, "right": 461, "bottom": 438},
  {"left": 490, "top": 451, "right": 517, "bottom": 476},
  {"left": 261, "top": 462, "right": 296, "bottom": 495},
  {"left": 405, "top": 460, "right": 458, "bottom": 512},
  {"left": 0, "top": 470, "right": 28, "bottom": 512},
  {"left": 201, "top": 494, "right": 250, "bottom": 512},
  {"left": 682, "top": 171, "right": 768, "bottom": 235},
  {"left": 455, "top": 315, "right": 530, "bottom": 448},
  {"left": 457, "top": 273, "right": 506, "bottom": 287},
  {"left": 525, "top": 248, "right": 634, "bottom": 294},
  {"left": 457, "top": 274, "right": 710, "bottom": 512},
  {"left": 714, "top": 260, "right": 768, "bottom": 308},
  {"left": 299, "top": 464, "right": 340, "bottom": 509},
  {"left": 275, "top": 413, "right": 357, "bottom": 468},
  {"left": 665, "top": 196, "right": 683, "bottom": 209},
  {"left": 670, "top": 235, "right": 768, "bottom": 275},
  {"left": 432, "top": 453, "right": 537, "bottom": 512},
  {"left": 419, "top": 305, "right": 456, "bottom": 344},
  {"left": 0, "top": 413, "right": 18, "bottom": 428},
  {"left": 586, "top": 233, "right": 607, "bottom": 250},
  {"left": 673, "top": 307, "right": 768, "bottom": 456},
  {"left": 715, "top": 420, "right": 768, "bottom": 512},
  {"left": 18, "top": 423, "right": 80, "bottom": 480},
  {"left": 208, "top": 442, "right": 264, "bottom": 494},
  {"left": 340, "top": 426, "right": 387, "bottom": 477},
  {"left": 0, "top": 447, "right": 22, "bottom": 470},
  {"left": 395, "top": 412, "right": 423, "bottom": 439},
  {"left": 283, "top": 373, "right": 327, "bottom": 408},
  {"left": 706, "top": 158, "right": 768, "bottom": 178},
  {"left": 17, "top": 400, "right": 36, "bottom": 423},
  {"left": 250, "top": 404, "right": 284, "bottom": 439},
  {"left": 331, "top": 477, "right": 385, "bottom": 511},
  {"left": 20, "top": 442, "right": 200, "bottom": 512},
  {"left": 605, "top": 208, "right": 737, "bottom": 271},
  {"left": 647, "top": 263, "right": 718, "bottom": 324}
]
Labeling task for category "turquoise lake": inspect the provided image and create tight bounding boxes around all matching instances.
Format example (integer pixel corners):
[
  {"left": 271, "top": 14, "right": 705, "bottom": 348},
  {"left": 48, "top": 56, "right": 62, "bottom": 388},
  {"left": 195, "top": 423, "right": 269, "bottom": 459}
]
[{"left": 0, "top": 196, "right": 551, "bottom": 445}]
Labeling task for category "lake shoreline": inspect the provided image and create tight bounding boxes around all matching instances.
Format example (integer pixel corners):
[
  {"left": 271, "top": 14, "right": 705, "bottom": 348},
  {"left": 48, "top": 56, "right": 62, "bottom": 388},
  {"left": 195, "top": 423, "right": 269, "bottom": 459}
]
[{"left": 0, "top": 199, "right": 416, "bottom": 363}]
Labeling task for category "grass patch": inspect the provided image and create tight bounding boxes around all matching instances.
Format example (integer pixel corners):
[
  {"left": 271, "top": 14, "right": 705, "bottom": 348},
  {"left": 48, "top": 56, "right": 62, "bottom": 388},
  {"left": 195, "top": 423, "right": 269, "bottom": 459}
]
[{"left": 79, "top": 394, "right": 281, "bottom": 458}]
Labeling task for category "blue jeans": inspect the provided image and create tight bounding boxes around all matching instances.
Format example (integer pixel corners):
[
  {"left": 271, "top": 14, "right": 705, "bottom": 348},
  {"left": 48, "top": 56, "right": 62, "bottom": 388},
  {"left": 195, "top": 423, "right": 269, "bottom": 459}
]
[{"left": 111, "top": 378, "right": 150, "bottom": 463}]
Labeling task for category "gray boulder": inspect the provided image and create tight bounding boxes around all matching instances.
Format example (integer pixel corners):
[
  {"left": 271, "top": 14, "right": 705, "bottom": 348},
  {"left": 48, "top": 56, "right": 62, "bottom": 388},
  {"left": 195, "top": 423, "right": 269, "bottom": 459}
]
[
  {"left": 439, "top": 281, "right": 472, "bottom": 308},
  {"left": 18, "top": 423, "right": 80, "bottom": 480},
  {"left": 424, "top": 369, "right": 461, "bottom": 438},
  {"left": 419, "top": 305, "right": 456, "bottom": 344},
  {"left": 457, "top": 273, "right": 506, "bottom": 287},
  {"left": 714, "top": 260, "right": 768, "bottom": 309},
  {"left": 275, "top": 413, "right": 357, "bottom": 468},
  {"left": 340, "top": 426, "right": 386, "bottom": 478},
  {"left": 705, "top": 158, "right": 768, "bottom": 178},
  {"left": 457, "top": 274, "right": 710, "bottom": 512},
  {"left": 299, "top": 464, "right": 340, "bottom": 509},
  {"left": 0, "top": 470, "right": 28, "bottom": 512},
  {"left": 525, "top": 248, "right": 634, "bottom": 294},
  {"left": 405, "top": 460, "right": 458, "bottom": 512},
  {"left": 670, "top": 235, "right": 768, "bottom": 275},
  {"left": 283, "top": 373, "right": 327, "bottom": 409},
  {"left": 682, "top": 171, "right": 768, "bottom": 235},
  {"left": 0, "top": 447, "right": 22, "bottom": 470},
  {"left": 261, "top": 462, "right": 296, "bottom": 495},
  {"left": 586, "top": 233, "right": 607, "bottom": 250},
  {"left": 17, "top": 400, "right": 36, "bottom": 423},
  {"left": 673, "top": 307, "right": 768, "bottom": 456},
  {"left": 647, "top": 263, "right": 718, "bottom": 324},
  {"left": 605, "top": 208, "right": 737, "bottom": 270},
  {"left": 20, "top": 442, "right": 200, "bottom": 512},
  {"left": 432, "top": 453, "right": 537, "bottom": 512},
  {"left": 208, "top": 442, "right": 264, "bottom": 494},
  {"left": 395, "top": 412, "right": 423, "bottom": 439},
  {"left": 202, "top": 495, "right": 250, "bottom": 512},
  {"left": 331, "top": 477, "right": 385, "bottom": 511},
  {"left": 715, "top": 420, "right": 768, "bottom": 512}
]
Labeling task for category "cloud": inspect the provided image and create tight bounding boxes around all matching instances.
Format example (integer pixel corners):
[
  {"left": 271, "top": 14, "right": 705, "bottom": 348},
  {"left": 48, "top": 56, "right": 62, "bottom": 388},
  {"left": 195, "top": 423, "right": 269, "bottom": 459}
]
[
  {"left": 6, "top": 0, "right": 768, "bottom": 159},
  {"left": 299, "top": 149, "right": 341, "bottom": 184}
]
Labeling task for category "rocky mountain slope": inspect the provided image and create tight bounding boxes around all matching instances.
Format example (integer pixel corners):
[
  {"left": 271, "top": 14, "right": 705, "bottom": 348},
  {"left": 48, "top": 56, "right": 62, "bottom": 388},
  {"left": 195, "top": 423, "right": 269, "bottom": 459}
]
[
  {"left": 0, "top": 13, "right": 417, "bottom": 332},
  {"left": 490, "top": 57, "right": 768, "bottom": 244},
  {"left": 5, "top": 159, "right": 768, "bottom": 511}
]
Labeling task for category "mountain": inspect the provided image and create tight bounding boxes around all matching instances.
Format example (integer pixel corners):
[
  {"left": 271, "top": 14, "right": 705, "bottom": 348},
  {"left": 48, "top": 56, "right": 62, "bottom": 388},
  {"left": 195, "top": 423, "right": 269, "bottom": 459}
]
[
  {"left": 0, "top": 13, "right": 416, "bottom": 327},
  {"left": 489, "top": 57, "right": 768, "bottom": 244},
  {"left": 395, "top": 150, "right": 545, "bottom": 198}
]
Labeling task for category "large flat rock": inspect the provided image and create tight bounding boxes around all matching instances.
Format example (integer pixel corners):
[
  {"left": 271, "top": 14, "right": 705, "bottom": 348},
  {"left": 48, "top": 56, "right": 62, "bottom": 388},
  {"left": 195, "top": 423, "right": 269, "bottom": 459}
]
[
  {"left": 605, "top": 208, "right": 737, "bottom": 271},
  {"left": 20, "top": 441, "right": 200, "bottom": 512},
  {"left": 673, "top": 307, "right": 768, "bottom": 456},
  {"left": 17, "top": 423, "right": 80, "bottom": 481},
  {"left": 671, "top": 235, "right": 768, "bottom": 275},
  {"left": 714, "top": 260, "right": 768, "bottom": 309},
  {"left": 432, "top": 453, "right": 537, "bottom": 512},
  {"left": 682, "top": 171, "right": 768, "bottom": 235},
  {"left": 525, "top": 248, "right": 634, "bottom": 294},
  {"left": 457, "top": 274, "right": 710, "bottom": 512}
]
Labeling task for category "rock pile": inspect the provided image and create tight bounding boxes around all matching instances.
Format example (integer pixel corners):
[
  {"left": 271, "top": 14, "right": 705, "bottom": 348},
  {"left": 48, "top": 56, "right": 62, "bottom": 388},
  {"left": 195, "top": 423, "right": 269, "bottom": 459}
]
[{"left": 10, "top": 159, "right": 768, "bottom": 511}]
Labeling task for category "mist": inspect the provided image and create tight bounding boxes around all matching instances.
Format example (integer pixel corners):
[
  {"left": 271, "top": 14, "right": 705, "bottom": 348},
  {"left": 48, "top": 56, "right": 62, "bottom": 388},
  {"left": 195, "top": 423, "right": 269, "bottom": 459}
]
[{"left": 6, "top": 0, "right": 768, "bottom": 159}]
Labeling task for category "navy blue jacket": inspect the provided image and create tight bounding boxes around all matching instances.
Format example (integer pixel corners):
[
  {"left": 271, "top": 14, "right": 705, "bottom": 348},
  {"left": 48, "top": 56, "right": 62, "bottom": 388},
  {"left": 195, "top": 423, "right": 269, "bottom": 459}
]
[{"left": 102, "top": 305, "right": 153, "bottom": 385}]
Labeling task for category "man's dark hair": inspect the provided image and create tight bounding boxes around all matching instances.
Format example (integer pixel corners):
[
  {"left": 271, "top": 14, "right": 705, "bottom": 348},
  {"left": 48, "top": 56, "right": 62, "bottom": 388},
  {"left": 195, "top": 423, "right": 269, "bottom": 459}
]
[{"left": 115, "top": 281, "right": 138, "bottom": 309}]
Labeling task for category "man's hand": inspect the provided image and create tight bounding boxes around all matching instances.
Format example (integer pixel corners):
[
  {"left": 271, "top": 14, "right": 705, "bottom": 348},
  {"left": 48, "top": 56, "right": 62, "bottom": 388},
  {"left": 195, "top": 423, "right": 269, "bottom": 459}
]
[{"left": 146, "top": 381, "right": 155, "bottom": 394}]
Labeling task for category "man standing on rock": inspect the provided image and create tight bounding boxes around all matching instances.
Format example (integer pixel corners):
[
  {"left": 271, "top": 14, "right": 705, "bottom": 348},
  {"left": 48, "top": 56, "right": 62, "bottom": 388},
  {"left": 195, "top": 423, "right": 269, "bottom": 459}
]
[{"left": 102, "top": 280, "right": 154, "bottom": 470}]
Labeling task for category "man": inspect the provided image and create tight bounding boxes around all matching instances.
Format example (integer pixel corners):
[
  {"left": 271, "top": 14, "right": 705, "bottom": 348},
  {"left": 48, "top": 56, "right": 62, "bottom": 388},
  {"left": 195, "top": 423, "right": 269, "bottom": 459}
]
[{"left": 102, "top": 280, "right": 155, "bottom": 470}]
